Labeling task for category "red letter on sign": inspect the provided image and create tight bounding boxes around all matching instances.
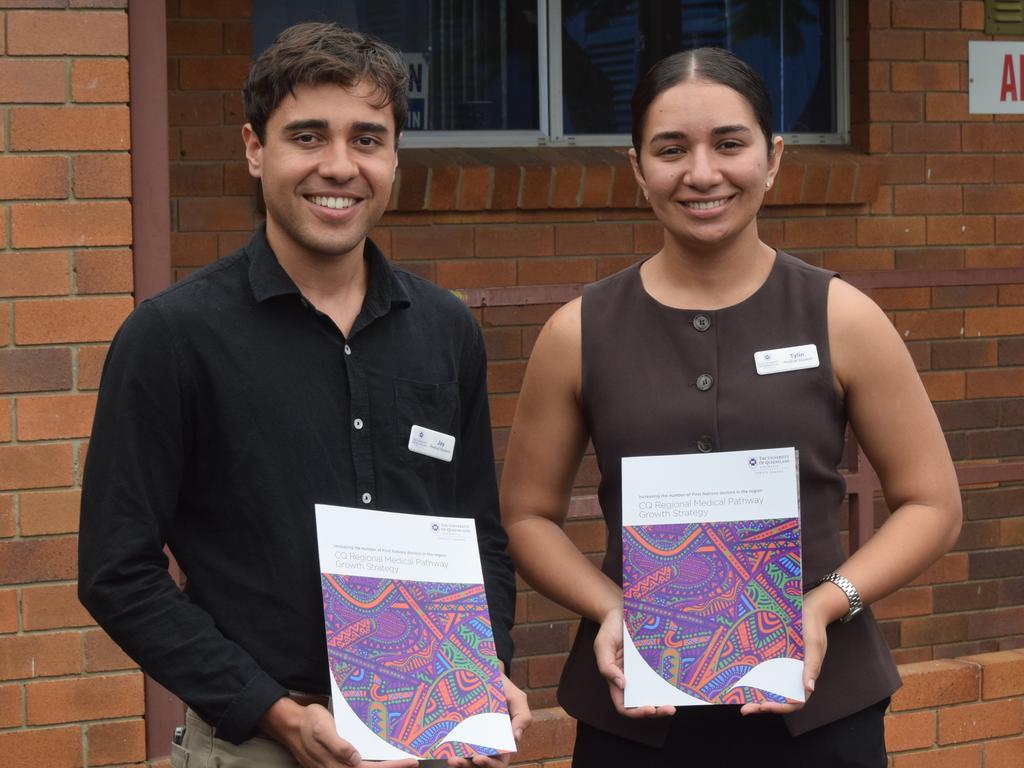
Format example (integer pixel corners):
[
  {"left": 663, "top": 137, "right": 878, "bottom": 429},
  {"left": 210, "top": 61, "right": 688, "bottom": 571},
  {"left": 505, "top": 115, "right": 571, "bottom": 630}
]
[{"left": 1001, "top": 53, "right": 1018, "bottom": 101}]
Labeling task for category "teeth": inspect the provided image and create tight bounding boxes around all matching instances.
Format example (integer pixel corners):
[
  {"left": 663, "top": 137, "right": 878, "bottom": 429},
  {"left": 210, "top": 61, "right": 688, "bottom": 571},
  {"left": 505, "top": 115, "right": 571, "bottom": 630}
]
[
  {"left": 685, "top": 198, "right": 729, "bottom": 210},
  {"left": 310, "top": 195, "right": 356, "bottom": 210}
]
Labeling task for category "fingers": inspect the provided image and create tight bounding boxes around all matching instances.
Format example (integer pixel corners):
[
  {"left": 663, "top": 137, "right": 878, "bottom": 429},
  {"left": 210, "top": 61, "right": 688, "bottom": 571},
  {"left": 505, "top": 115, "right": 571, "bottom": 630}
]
[{"left": 502, "top": 675, "right": 532, "bottom": 742}]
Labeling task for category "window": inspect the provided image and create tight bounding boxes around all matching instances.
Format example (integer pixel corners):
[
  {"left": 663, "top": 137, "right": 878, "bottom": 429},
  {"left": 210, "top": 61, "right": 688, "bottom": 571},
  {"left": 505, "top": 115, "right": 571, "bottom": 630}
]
[{"left": 253, "top": 0, "right": 847, "bottom": 148}]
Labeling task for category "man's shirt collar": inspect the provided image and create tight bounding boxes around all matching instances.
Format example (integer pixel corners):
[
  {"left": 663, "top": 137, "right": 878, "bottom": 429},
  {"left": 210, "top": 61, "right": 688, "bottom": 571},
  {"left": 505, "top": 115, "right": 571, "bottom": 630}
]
[{"left": 247, "top": 225, "right": 412, "bottom": 315}]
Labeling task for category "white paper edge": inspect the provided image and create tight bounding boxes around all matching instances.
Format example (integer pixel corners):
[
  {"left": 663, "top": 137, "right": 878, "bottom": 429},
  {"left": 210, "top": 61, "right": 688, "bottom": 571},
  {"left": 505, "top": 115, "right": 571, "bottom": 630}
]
[
  {"left": 329, "top": 670, "right": 419, "bottom": 760},
  {"left": 727, "top": 657, "right": 806, "bottom": 702},
  {"left": 438, "top": 712, "right": 517, "bottom": 752},
  {"left": 622, "top": 621, "right": 711, "bottom": 708}
]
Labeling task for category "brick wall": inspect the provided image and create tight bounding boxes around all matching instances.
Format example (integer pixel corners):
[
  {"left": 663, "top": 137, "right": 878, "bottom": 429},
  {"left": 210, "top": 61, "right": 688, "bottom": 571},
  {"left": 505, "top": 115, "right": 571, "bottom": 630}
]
[{"left": 0, "top": 2, "right": 145, "bottom": 767}]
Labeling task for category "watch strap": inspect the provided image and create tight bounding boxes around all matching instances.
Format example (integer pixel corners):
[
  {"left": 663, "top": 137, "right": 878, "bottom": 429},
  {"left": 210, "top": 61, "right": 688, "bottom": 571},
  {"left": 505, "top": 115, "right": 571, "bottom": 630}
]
[{"left": 816, "top": 571, "right": 864, "bottom": 623}]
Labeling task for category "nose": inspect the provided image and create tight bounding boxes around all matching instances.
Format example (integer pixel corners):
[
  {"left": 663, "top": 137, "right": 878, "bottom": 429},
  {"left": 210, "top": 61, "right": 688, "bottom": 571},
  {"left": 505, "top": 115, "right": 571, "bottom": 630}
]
[
  {"left": 318, "top": 141, "right": 359, "bottom": 183},
  {"left": 684, "top": 146, "right": 721, "bottom": 190}
]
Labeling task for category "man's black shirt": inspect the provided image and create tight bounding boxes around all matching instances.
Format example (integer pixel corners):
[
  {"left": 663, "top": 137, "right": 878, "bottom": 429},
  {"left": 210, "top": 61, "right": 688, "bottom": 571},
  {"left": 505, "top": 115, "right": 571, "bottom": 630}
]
[{"left": 78, "top": 228, "right": 515, "bottom": 744}]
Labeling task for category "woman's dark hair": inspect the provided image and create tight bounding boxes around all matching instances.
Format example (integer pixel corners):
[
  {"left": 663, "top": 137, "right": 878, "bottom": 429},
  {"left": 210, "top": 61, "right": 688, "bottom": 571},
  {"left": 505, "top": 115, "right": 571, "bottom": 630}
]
[
  {"left": 243, "top": 22, "right": 409, "bottom": 144},
  {"left": 631, "top": 48, "right": 774, "bottom": 156}
]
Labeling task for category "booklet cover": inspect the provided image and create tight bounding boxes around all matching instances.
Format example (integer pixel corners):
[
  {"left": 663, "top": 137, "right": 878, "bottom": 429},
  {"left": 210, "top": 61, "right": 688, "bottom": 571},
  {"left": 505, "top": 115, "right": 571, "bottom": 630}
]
[
  {"left": 621, "top": 448, "right": 804, "bottom": 708},
  {"left": 315, "top": 504, "right": 516, "bottom": 761}
]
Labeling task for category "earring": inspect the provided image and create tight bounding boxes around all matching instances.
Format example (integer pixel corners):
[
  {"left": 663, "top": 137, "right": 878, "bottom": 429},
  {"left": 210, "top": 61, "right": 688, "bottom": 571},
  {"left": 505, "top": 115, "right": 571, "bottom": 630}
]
[
  {"left": 643, "top": 189, "right": 650, "bottom": 201},
  {"left": 765, "top": 180, "right": 772, "bottom": 190}
]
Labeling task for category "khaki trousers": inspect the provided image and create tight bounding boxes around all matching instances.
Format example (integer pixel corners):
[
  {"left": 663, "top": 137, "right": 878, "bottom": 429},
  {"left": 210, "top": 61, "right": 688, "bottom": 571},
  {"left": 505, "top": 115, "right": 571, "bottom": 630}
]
[{"left": 171, "top": 708, "right": 300, "bottom": 767}]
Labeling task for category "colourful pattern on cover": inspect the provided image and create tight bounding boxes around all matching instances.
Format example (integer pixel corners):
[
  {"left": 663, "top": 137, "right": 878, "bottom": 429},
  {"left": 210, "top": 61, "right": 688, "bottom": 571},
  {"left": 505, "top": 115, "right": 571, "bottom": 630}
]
[
  {"left": 321, "top": 575, "right": 508, "bottom": 759},
  {"left": 623, "top": 519, "right": 803, "bottom": 704}
]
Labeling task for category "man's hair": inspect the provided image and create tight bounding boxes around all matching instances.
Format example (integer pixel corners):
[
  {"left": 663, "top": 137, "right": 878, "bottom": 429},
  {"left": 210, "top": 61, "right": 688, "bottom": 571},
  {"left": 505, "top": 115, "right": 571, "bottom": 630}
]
[{"left": 243, "top": 22, "right": 409, "bottom": 143}]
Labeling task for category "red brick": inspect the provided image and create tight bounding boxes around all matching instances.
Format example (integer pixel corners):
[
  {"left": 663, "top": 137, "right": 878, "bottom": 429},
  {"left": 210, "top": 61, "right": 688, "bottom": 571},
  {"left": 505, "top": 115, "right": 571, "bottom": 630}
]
[
  {"left": 0, "top": 444, "right": 73, "bottom": 492},
  {"left": 783, "top": 218, "right": 856, "bottom": 249},
  {"left": 874, "top": 287, "right": 931, "bottom": 310},
  {"left": 0, "top": 632, "right": 82, "bottom": 680},
  {"left": 178, "top": 126, "right": 244, "bottom": 161},
  {"left": 0, "top": 588, "right": 18, "bottom": 633},
  {"left": 179, "top": 0, "right": 251, "bottom": 17},
  {"left": 634, "top": 222, "right": 663, "bottom": 253},
  {"left": 0, "top": 536, "right": 76, "bottom": 586},
  {"left": 76, "top": 345, "right": 108, "bottom": 391},
  {"left": 20, "top": 490, "right": 80, "bottom": 536},
  {"left": 963, "top": 124, "right": 1024, "bottom": 153},
  {"left": 14, "top": 297, "right": 131, "bottom": 344},
  {"left": 171, "top": 232, "right": 218, "bottom": 268},
  {"left": 520, "top": 165, "right": 552, "bottom": 209},
  {"left": 967, "top": 488, "right": 1024, "bottom": 521},
  {"left": 0, "top": 156, "right": 68, "bottom": 201},
  {"left": 882, "top": 156, "right": 927, "bottom": 185},
  {"left": 963, "top": 185, "right": 1024, "bottom": 214},
  {"left": 892, "top": 309, "right": 963, "bottom": 341},
  {"left": 894, "top": 186, "right": 962, "bottom": 216},
  {"left": 870, "top": 29, "right": 924, "bottom": 60},
  {"left": 966, "top": 369, "right": 1024, "bottom": 399},
  {"left": 550, "top": 165, "right": 582, "bottom": 209},
  {"left": 489, "top": 393, "right": 517, "bottom": 428},
  {"left": 391, "top": 226, "right": 474, "bottom": 261},
  {"left": 177, "top": 196, "right": 253, "bottom": 232},
  {"left": 0, "top": 348, "right": 72, "bottom": 394},
  {"left": 166, "top": 17, "right": 222, "bottom": 54},
  {"left": 22, "top": 584, "right": 94, "bottom": 631},
  {"left": 885, "top": 710, "right": 936, "bottom": 751},
  {"left": 87, "top": 719, "right": 145, "bottom": 765},
  {"left": 924, "top": 30, "right": 973, "bottom": 60},
  {"left": 71, "top": 58, "right": 128, "bottom": 103},
  {"left": 10, "top": 105, "right": 129, "bottom": 151},
  {"left": 873, "top": 586, "right": 934, "bottom": 620},
  {"left": 457, "top": 166, "right": 491, "bottom": 211},
  {"left": 27, "top": 672, "right": 143, "bottom": 725},
  {"left": 0, "top": 252, "right": 70, "bottom": 297},
  {"left": 985, "top": 737, "right": 1024, "bottom": 768},
  {"left": 222, "top": 20, "right": 251, "bottom": 55},
  {"left": 0, "top": 726, "right": 83, "bottom": 768},
  {"left": 8, "top": 10, "right": 126, "bottom": 54},
  {"left": 967, "top": 607, "right": 1024, "bottom": 640},
  {"left": 72, "top": 154, "right": 131, "bottom": 198},
  {"left": 892, "top": 61, "right": 960, "bottom": 91},
  {"left": 84, "top": 629, "right": 135, "bottom": 673},
  {"left": 891, "top": 659, "right": 979, "bottom": 711},
  {"left": 994, "top": 157, "right": 1024, "bottom": 183},
  {"left": 168, "top": 91, "right": 223, "bottom": 126},
  {"left": 1001, "top": 283, "right": 1024, "bottom": 304},
  {"left": 902, "top": 614, "right": 969, "bottom": 647},
  {"left": 959, "top": 651, "right": 1024, "bottom": 699},
  {"left": 870, "top": 91, "right": 924, "bottom": 122},
  {"left": 893, "top": 0, "right": 961, "bottom": 29},
  {"left": 927, "top": 156, "right": 993, "bottom": 184},
  {"left": 926, "top": 93, "right": 981, "bottom": 123},
  {"left": 580, "top": 164, "right": 613, "bottom": 208},
  {"left": 74, "top": 248, "right": 133, "bottom": 294},
  {"left": 16, "top": 394, "right": 97, "bottom": 441},
  {"left": 933, "top": 581, "right": 1000, "bottom": 614},
  {"left": 938, "top": 699, "right": 1023, "bottom": 744},
  {"left": 0, "top": 680, "right": 21, "bottom": 727},
  {"left": 425, "top": 166, "right": 458, "bottom": 211},
  {"left": 518, "top": 258, "right": 595, "bottom": 286},
  {"left": 526, "top": 593, "right": 577, "bottom": 623},
  {"left": 223, "top": 162, "right": 254, "bottom": 195},
  {"left": 0, "top": 494, "right": 12, "bottom": 535},
  {"left": 927, "top": 216, "right": 994, "bottom": 246},
  {"left": 0, "top": 204, "right": 6, "bottom": 248},
  {"left": 891, "top": 744, "right": 981, "bottom": 768},
  {"left": 555, "top": 223, "right": 631, "bottom": 256},
  {"left": 475, "top": 225, "right": 553, "bottom": 258},
  {"left": 857, "top": 216, "right": 925, "bottom": 246},
  {"left": 513, "top": 707, "right": 577, "bottom": 763},
  {"left": 11, "top": 201, "right": 131, "bottom": 248},
  {"left": 965, "top": 307, "right": 1024, "bottom": 337},
  {"left": 892, "top": 124, "right": 960, "bottom": 154},
  {"left": 435, "top": 260, "right": 515, "bottom": 289},
  {"left": 0, "top": 58, "right": 65, "bottom": 103}
]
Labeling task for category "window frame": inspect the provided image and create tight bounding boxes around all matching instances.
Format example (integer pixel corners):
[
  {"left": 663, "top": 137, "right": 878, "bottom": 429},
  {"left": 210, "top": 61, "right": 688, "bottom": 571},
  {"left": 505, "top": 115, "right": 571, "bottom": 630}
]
[{"left": 399, "top": 0, "right": 849, "bottom": 149}]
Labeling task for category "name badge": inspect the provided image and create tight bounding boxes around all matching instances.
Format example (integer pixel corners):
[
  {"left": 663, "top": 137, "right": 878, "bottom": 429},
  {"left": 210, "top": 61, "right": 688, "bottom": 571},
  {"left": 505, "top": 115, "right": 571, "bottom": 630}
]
[
  {"left": 754, "top": 344, "right": 820, "bottom": 376},
  {"left": 408, "top": 424, "right": 456, "bottom": 462}
]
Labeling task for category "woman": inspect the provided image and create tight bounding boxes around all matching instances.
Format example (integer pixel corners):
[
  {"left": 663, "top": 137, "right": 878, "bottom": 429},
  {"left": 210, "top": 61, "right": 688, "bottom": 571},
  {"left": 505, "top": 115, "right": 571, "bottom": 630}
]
[{"left": 500, "top": 48, "right": 961, "bottom": 767}]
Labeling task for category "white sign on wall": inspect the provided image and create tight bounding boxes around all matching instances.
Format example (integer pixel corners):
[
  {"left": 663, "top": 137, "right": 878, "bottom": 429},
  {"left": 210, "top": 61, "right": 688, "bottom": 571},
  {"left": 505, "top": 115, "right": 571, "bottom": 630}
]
[
  {"left": 969, "top": 41, "right": 1024, "bottom": 114},
  {"left": 403, "top": 53, "right": 429, "bottom": 130}
]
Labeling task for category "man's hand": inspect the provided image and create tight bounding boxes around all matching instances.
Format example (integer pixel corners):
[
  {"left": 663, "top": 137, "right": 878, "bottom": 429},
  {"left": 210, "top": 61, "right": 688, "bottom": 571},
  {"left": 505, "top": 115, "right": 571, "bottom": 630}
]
[
  {"left": 446, "top": 673, "right": 533, "bottom": 768},
  {"left": 594, "top": 607, "right": 675, "bottom": 719},
  {"left": 259, "top": 697, "right": 418, "bottom": 768}
]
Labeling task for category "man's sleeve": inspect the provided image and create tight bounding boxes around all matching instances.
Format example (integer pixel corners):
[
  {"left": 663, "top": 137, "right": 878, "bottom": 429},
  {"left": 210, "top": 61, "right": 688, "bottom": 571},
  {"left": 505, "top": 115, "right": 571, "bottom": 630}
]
[
  {"left": 77, "top": 301, "right": 287, "bottom": 744},
  {"left": 457, "top": 321, "right": 516, "bottom": 670}
]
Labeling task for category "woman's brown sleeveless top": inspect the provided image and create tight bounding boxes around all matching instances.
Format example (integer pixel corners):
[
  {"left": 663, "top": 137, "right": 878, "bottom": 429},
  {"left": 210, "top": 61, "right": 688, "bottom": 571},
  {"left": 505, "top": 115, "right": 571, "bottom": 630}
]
[{"left": 558, "top": 252, "right": 901, "bottom": 743}]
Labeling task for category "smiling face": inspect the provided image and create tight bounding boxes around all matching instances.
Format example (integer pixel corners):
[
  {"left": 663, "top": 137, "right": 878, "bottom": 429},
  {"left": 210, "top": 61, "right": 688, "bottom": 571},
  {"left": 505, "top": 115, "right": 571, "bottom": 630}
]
[
  {"left": 242, "top": 81, "right": 398, "bottom": 266},
  {"left": 630, "top": 79, "right": 782, "bottom": 254}
]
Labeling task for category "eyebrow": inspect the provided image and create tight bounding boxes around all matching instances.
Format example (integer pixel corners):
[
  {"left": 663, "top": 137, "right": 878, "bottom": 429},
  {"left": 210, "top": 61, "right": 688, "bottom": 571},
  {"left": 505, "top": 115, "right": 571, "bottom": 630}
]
[
  {"left": 648, "top": 124, "right": 753, "bottom": 143},
  {"left": 281, "top": 119, "right": 392, "bottom": 136}
]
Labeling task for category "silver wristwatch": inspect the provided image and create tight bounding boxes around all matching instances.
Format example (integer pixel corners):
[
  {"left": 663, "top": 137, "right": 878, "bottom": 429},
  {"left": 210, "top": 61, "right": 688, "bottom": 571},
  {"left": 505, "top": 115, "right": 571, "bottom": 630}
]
[{"left": 816, "top": 571, "right": 864, "bottom": 623}]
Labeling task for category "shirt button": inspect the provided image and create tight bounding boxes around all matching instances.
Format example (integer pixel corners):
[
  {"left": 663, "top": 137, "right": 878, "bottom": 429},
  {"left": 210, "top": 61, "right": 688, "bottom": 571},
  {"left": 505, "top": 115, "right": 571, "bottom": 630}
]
[
  {"left": 353, "top": 418, "right": 364, "bottom": 430},
  {"left": 692, "top": 314, "right": 711, "bottom": 332},
  {"left": 696, "top": 373, "right": 714, "bottom": 392},
  {"left": 361, "top": 492, "right": 372, "bottom": 504},
  {"left": 344, "top": 344, "right": 352, "bottom": 355},
  {"left": 697, "top": 435, "right": 714, "bottom": 453}
]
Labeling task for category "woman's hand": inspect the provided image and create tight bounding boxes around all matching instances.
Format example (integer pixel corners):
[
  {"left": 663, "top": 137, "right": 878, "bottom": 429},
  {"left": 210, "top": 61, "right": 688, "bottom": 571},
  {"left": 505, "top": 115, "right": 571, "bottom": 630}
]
[
  {"left": 445, "top": 674, "right": 532, "bottom": 768},
  {"left": 594, "top": 607, "right": 676, "bottom": 719}
]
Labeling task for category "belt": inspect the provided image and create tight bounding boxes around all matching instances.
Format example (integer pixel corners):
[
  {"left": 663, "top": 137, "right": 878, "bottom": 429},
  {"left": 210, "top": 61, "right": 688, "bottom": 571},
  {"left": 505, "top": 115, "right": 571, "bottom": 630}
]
[{"left": 287, "top": 690, "right": 331, "bottom": 708}]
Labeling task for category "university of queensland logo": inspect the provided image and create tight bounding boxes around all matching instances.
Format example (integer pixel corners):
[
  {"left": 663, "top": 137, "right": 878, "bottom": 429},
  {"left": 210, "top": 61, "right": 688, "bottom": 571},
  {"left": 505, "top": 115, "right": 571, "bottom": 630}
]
[
  {"left": 431, "top": 523, "right": 440, "bottom": 532},
  {"left": 748, "top": 457, "right": 757, "bottom": 467}
]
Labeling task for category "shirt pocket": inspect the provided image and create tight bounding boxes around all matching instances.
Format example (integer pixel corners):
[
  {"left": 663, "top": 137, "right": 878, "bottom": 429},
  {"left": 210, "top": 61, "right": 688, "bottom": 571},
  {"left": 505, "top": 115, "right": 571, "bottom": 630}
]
[{"left": 393, "top": 378, "right": 459, "bottom": 463}]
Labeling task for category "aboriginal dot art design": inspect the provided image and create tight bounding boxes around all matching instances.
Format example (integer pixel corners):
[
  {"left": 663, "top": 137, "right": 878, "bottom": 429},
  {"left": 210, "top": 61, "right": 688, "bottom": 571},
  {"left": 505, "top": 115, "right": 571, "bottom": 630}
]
[
  {"left": 623, "top": 519, "right": 803, "bottom": 704},
  {"left": 321, "top": 574, "right": 508, "bottom": 759}
]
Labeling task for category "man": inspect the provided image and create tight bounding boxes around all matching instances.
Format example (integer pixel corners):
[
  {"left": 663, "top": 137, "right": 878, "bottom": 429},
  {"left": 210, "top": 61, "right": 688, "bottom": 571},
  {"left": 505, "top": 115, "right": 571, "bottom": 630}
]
[{"left": 79, "top": 22, "right": 529, "bottom": 768}]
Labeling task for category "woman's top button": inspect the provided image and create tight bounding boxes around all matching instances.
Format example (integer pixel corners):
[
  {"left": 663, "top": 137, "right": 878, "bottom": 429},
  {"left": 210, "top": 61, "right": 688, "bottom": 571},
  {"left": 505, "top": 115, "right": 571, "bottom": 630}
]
[
  {"left": 353, "top": 418, "right": 364, "bottom": 430},
  {"left": 361, "top": 492, "right": 372, "bottom": 504},
  {"left": 344, "top": 344, "right": 352, "bottom": 355},
  {"left": 692, "top": 314, "right": 711, "bottom": 332},
  {"left": 697, "top": 435, "right": 714, "bottom": 453},
  {"left": 696, "top": 374, "right": 714, "bottom": 392}
]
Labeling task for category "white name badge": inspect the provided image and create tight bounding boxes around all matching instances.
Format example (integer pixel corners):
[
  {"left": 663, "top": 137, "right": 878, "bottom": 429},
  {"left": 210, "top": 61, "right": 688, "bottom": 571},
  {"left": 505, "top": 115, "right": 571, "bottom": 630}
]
[
  {"left": 408, "top": 424, "right": 456, "bottom": 462},
  {"left": 754, "top": 344, "right": 820, "bottom": 375}
]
